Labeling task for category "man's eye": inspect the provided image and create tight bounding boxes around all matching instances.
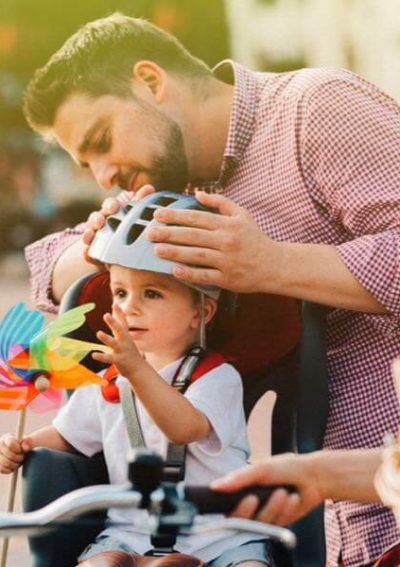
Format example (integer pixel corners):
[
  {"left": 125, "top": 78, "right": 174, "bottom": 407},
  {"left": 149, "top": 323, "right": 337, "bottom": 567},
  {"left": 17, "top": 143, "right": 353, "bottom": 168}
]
[
  {"left": 145, "top": 289, "right": 161, "bottom": 299},
  {"left": 95, "top": 129, "right": 111, "bottom": 153}
]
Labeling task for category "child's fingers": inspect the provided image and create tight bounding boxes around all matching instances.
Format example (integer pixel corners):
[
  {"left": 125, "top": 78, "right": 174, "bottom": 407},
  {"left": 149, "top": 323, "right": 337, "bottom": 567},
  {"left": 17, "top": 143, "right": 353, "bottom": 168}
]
[
  {"left": 1, "top": 434, "right": 23, "bottom": 457},
  {"left": 0, "top": 443, "right": 24, "bottom": 464},
  {"left": 21, "top": 437, "right": 33, "bottom": 453},
  {"left": 96, "top": 331, "right": 118, "bottom": 349},
  {"left": 112, "top": 304, "right": 129, "bottom": 328},
  {"left": 0, "top": 458, "right": 21, "bottom": 474},
  {"left": 92, "top": 351, "right": 112, "bottom": 364},
  {"left": 103, "top": 312, "right": 126, "bottom": 341}
]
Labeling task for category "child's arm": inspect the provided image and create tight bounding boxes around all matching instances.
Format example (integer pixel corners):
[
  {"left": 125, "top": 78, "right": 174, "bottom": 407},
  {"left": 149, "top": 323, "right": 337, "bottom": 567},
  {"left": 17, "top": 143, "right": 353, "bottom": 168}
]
[
  {"left": 92, "top": 306, "right": 211, "bottom": 445},
  {"left": 0, "top": 426, "right": 75, "bottom": 474}
]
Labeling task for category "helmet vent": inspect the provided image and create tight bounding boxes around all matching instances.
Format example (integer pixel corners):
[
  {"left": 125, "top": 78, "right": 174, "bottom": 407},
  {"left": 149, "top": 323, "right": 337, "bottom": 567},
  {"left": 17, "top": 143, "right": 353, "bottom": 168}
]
[
  {"left": 126, "top": 223, "right": 146, "bottom": 245},
  {"left": 107, "top": 217, "right": 122, "bottom": 231},
  {"left": 123, "top": 204, "right": 133, "bottom": 214},
  {"left": 140, "top": 207, "right": 156, "bottom": 221},
  {"left": 156, "top": 196, "right": 177, "bottom": 207}
]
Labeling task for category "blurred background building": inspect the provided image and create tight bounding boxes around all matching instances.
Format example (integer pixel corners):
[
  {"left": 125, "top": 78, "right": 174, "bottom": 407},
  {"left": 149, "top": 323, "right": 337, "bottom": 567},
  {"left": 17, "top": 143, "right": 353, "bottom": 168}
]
[{"left": 1, "top": 0, "right": 400, "bottom": 275}]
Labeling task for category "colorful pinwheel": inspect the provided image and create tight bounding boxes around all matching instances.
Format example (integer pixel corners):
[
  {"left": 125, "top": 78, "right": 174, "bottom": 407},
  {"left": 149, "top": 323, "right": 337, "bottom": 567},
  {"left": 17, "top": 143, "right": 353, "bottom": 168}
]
[{"left": 0, "top": 302, "right": 109, "bottom": 412}]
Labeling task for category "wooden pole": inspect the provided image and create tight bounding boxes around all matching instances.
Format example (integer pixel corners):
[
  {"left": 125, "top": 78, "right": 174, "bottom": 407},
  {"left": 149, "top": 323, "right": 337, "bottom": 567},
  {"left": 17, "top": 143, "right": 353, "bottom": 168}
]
[{"left": 0, "top": 409, "right": 26, "bottom": 567}]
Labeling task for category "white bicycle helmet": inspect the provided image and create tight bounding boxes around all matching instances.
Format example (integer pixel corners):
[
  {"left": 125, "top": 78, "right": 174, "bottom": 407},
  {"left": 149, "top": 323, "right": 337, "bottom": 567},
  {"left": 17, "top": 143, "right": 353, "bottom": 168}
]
[{"left": 88, "top": 191, "right": 220, "bottom": 301}]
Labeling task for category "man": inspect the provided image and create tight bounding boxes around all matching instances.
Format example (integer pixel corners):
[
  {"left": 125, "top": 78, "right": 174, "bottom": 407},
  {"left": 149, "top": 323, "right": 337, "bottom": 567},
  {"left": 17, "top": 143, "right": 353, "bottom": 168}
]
[{"left": 23, "top": 13, "right": 400, "bottom": 567}]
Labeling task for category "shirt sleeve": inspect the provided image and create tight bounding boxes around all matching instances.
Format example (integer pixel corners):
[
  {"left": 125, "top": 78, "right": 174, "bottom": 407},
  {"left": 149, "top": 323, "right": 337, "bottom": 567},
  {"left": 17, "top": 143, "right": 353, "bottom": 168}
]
[
  {"left": 185, "top": 363, "right": 246, "bottom": 455},
  {"left": 24, "top": 222, "right": 87, "bottom": 314},
  {"left": 53, "top": 385, "right": 103, "bottom": 457},
  {"left": 300, "top": 76, "right": 400, "bottom": 320}
]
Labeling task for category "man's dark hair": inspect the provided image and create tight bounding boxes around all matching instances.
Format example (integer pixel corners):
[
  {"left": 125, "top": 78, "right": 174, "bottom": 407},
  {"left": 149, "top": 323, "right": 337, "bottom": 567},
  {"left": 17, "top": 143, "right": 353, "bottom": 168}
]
[{"left": 23, "top": 13, "right": 212, "bottom": 133}]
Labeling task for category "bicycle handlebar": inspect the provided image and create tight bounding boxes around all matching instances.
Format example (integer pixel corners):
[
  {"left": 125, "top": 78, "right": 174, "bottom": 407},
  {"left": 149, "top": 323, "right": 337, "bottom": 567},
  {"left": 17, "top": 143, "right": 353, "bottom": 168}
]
[{"left": 0, "top": 449, "right": 297, "bottom": 550}]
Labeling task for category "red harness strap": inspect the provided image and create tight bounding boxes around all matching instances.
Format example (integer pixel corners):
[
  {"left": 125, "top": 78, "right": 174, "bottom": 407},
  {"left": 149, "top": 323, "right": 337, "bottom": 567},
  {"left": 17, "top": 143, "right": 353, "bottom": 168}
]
[{"left": 101, "top": 352, "right": 227, "bottom": 403}]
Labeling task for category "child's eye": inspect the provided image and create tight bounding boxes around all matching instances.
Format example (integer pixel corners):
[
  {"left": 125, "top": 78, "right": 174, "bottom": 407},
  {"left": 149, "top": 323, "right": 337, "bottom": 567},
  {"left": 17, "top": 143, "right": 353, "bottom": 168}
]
[
  {"left": 113, "top": 289, "right": 127, "bottom": 299},
  {"left": 145, "top": 289, "right": 162, "bottom": 299}
]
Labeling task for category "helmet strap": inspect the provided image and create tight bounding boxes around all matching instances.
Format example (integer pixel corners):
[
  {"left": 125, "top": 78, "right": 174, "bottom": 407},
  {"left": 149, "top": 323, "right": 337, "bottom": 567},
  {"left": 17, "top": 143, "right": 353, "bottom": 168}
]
[{"left": 199, "top": 293, "right": 206, "bottom": 350}]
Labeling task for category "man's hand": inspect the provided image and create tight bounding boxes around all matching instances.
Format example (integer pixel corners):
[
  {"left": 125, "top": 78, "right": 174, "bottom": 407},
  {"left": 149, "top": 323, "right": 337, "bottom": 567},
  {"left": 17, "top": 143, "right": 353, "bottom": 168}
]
[
  {"left": 0, "top": 434, "right": 33, "bottom": 474},
  {"left": 210, "top": 453, "right": 323, "bottom": 526},
  {"left": 82, "top": 185, "right": 156, "bottom": 259},
  {"left": 148, "top": 191, "right": 283, "bottom": 294},
  {"left": 93, "top": 304, "right": 143, "bottom": 379}
]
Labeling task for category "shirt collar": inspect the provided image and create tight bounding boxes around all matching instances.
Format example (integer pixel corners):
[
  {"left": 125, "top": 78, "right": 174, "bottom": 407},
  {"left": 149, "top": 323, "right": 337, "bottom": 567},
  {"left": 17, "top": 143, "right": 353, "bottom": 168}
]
[{"left": 212, "top": 60, "right": 258, "bottom": 191}]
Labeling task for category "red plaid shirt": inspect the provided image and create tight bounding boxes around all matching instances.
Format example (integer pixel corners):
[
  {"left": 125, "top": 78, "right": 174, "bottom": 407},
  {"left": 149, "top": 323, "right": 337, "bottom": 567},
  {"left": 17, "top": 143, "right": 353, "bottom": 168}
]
[{"left": 26, "top": 61, "right": 400, "bottom": 566}]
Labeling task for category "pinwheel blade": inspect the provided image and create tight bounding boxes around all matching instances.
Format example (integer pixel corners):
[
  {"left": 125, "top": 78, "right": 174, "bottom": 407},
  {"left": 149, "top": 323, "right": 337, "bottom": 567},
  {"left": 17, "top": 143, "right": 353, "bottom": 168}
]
[
  {"left": 49, "top": 362, "right": 104, "bottom": 389},
  {"left": 0, "top": 304, "right": 44, "bottom": 364},
  {"left": 30, "top": 303, "right": 95, "bottom": 369},
  {"left": 0, "top": 384, "right": 37, "bottom": 411}
]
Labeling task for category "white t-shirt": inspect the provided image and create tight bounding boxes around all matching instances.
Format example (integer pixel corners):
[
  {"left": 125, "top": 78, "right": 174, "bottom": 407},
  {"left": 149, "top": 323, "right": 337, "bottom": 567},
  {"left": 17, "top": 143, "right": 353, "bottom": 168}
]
[{"left": 53, "top": 357, "right": 262, "bottom": 562}]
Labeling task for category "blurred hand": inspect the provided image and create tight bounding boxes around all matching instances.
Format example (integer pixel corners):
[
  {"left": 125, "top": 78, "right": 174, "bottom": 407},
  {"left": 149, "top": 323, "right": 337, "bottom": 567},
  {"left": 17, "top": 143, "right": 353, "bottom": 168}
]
[
  {"left": 82, "top": 185, "right": 156, "bottom": 263},
  {"left": 211, "top": 453, "right": 323, "bottom": 526},
  {"left": 0, "top": 434, "right": 33, "bottom": 474}
]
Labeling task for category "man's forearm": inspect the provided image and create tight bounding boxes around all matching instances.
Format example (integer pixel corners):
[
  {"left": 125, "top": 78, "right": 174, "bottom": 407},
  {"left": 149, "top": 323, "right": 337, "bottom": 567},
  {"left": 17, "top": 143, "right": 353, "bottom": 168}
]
[
  {"left": 310, "top": 448, "right": 382, "bottom": 503},
  {"left": 271, "top": 242, "right": 386, "bottom": 314},
  {"left": 52, "top": 239, "right": 98, "bottom": 303}
]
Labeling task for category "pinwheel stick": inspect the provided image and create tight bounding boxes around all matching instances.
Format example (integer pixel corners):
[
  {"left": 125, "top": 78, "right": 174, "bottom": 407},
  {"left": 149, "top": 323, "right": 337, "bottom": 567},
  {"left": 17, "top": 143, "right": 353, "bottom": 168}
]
[{"left": 0, "top": 375, "right": 49, "bottom": 567}]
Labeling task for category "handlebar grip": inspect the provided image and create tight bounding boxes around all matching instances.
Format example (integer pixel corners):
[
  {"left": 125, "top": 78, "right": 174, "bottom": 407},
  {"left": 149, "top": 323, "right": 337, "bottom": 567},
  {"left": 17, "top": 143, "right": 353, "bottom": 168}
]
[{"left": 184, "top": 485, "right": 296, "bottom": 515}]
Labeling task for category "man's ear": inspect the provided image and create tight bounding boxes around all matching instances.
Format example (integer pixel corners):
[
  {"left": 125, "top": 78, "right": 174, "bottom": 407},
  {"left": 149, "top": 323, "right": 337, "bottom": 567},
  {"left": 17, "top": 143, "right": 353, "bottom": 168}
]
[{"left": 132, "top": 61, "right": 166, "bottom": 102}]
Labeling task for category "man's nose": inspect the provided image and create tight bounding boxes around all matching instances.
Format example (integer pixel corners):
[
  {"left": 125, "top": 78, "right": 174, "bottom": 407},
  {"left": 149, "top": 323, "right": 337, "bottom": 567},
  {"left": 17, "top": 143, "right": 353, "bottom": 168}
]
[{"left": 90, "top": 160, "right": 118, "bottom": 191}]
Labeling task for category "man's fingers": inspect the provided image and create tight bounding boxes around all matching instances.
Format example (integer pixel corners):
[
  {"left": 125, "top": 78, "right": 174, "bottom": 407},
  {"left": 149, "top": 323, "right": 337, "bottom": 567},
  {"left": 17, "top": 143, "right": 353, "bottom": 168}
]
[
  {"left": 116, "top": 191, "right": 135, "bottom": 205},
  {"left": 134, "top": 185, "right": 156, "bottom": 200},
  {"left": 87, "top": 211, "right": 107, "bottom": 231},
  {"left": 82, "top": 227, "right": 95, "bottom": 246},
  {"left": 148, "top": 226, "right": 222, "bottom": 250},
  {"left": 195, "top": 191, "right": 241, "bottom": 217},
  {"left": 230, "top": 494, "right": 259, "bottom": 519},
  {"left": 155, "top": 243, "right": 223, "bottom": 269},
  {"left": 153, "top": 207, "right": 223, "bottom": 231},
  {"left": 211, "top": 463, "right": 276, "bottom": 492},
  {"left": 271, "top": 492, "right": 302, "bottom": 526},
  {"left": 253, "top": 488, "right": 290, "bottom": 524}
]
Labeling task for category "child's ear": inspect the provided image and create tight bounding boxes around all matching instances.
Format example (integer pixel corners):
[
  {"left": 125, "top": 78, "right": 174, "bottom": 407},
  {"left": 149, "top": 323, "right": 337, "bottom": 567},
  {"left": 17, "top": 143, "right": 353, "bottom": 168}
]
[
  {"left": 192, "top": 297, "right": 217, "bottom": 329},
  {"left": 202, "top": 297, "right": 218, "bottom": 325}
]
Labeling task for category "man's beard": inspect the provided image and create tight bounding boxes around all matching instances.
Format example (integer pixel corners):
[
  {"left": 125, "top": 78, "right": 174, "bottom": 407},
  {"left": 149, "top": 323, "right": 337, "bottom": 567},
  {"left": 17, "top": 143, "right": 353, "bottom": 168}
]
[{"left": 147, "top": 118, "right": 189, "bottom": 193}]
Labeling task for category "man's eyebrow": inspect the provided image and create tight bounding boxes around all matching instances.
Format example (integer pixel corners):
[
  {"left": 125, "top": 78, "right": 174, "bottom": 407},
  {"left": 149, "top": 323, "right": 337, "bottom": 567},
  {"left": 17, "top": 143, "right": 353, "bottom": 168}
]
[{"left": 78, "top": 118, "right": 108, "bottom": 154}]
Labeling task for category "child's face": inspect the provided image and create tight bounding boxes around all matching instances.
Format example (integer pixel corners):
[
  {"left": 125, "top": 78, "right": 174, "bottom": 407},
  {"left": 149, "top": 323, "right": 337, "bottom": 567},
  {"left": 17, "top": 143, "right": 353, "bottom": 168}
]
[{"left": 109, "top": 265, "right": 202, "bottom": 362}]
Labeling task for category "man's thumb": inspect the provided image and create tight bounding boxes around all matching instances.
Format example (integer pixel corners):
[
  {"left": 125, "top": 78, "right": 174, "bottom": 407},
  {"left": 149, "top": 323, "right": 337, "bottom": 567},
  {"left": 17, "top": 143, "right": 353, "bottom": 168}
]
[{"left": 21, "top": 437, "right": 33, "bottom": 453}]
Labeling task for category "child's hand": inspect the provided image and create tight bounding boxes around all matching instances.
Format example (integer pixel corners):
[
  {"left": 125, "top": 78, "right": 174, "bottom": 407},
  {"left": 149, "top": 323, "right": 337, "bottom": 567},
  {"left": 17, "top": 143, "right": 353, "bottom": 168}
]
[
  {"left": 92, "top": 304, "right": 143, "bottom": 379},
  {"left": 0, "top": 434, "right": 33, "bottom": 474}
]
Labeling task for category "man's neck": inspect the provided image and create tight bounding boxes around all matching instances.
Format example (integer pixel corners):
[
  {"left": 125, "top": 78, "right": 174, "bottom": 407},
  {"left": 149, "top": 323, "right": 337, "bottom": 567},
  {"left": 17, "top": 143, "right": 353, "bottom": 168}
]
[{"left": 184, "top": 79, "right": 234, "bottom": 184}]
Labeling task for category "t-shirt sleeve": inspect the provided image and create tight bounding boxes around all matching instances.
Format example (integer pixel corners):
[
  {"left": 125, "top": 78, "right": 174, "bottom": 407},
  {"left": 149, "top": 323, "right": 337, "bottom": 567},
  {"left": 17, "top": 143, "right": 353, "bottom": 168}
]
[
  {"left": 53, "top": 385, "right": 103, "bottom": 457},
  {"left": 301, "top": 77, "right": 400, "bottom": 322},
  {"left": 24, "top": 223, "right": 87, "bottom": 314},
  {"left": 184, "top": 363, "right": 245, "bottom": 455}
]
